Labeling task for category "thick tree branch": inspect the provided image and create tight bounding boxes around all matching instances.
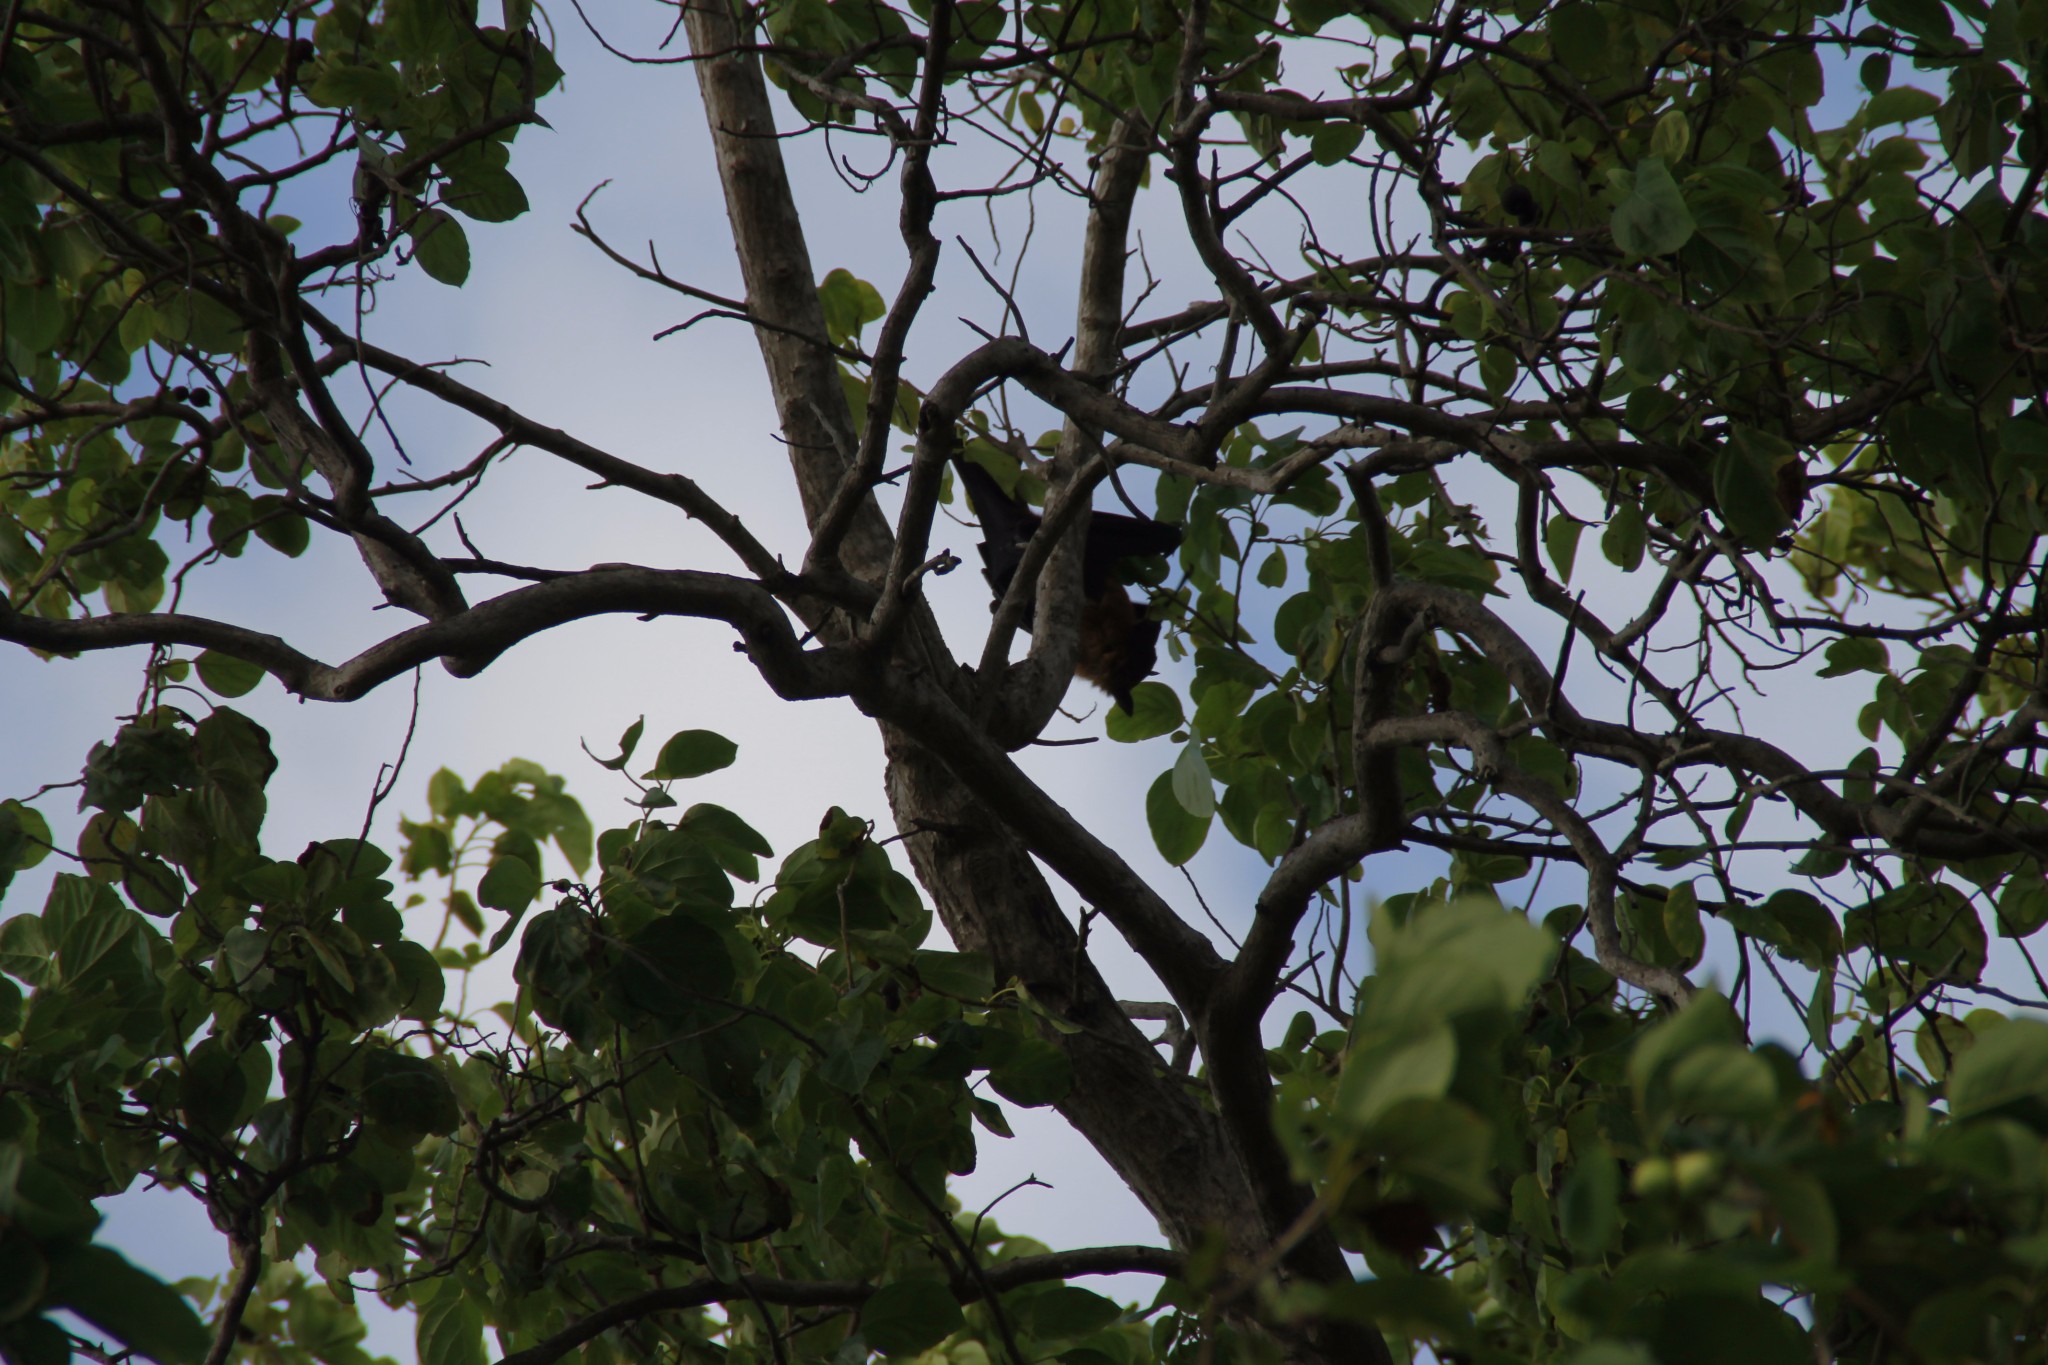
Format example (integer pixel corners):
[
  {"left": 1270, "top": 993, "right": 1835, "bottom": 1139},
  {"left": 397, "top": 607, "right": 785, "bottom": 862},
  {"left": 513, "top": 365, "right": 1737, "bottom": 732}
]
[
  {"left": 682, "top": 0, "right": 897, "bottom": 588},
  {"left": 865, "top": 672, "right": 1225, "bottom": 1010},
  {"left": 981, "top": 120, "right": 1151, "bottom": 738},
  {"left": 0, "top": 569, "right": 853, "bottom": 703},
  {"left": 492, "top": 1247, "right": 1184, "bottom": 1365}
]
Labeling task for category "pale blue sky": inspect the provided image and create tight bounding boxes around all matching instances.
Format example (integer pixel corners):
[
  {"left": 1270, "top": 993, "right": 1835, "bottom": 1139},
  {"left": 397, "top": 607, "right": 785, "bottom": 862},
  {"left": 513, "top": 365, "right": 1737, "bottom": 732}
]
[{"left": 0, "top": 8, "right": 1999, "bottom": 1362}]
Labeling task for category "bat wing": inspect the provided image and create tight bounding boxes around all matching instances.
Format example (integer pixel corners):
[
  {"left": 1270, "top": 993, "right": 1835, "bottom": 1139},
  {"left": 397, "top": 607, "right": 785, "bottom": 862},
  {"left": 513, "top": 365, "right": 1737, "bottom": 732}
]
[
  {"left": 1081, "top": 510, "right": 1183, "bottom": 600},
  {"left": 954, "top": 458, "right": 1179, "bottom": 707},
  {"left": 953, "top": 458, "right": 1038, "bottom": 603}
]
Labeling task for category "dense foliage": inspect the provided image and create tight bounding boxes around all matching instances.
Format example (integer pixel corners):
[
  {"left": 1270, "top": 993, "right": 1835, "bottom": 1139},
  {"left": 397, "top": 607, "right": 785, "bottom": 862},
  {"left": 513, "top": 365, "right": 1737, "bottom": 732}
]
[{"left": 4, "top": 0, "right": 2048, "bottom": 1361}]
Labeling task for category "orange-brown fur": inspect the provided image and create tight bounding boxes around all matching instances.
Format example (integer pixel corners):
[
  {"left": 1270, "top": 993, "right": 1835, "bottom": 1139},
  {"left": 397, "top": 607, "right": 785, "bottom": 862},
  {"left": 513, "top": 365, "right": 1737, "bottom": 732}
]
[{"left": 954, "top": 458, "right": 1178, "bottom": 712}]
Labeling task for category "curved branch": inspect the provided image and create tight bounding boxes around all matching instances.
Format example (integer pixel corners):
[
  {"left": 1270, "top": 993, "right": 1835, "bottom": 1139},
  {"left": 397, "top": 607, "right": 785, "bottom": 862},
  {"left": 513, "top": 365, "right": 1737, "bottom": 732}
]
[
  {"left": 0, "top": 568, "right": 855, "bottom": 703},
  {"left": 981, "top": 120, "right": 1151, "bottom": 738},
  {"left": 491, "top": 1247, "right": 1185, "bottom": 1365},
  {"left": 804, "top": 4, "right": 951, "bottom": 579},
  {"left": 199, "top": 1244, "right": 264, "bottom": 1365}
]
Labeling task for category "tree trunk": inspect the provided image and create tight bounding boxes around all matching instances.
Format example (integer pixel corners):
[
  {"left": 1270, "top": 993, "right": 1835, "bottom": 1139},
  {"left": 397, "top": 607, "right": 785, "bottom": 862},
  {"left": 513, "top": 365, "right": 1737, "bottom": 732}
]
[{"left": 681, "top": 7, "right": 1387, "bottom": 1361}]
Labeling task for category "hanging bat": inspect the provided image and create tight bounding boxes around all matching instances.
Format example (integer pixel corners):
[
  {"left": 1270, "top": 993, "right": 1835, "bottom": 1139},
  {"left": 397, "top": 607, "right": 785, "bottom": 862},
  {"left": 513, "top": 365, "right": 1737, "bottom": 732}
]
[{"left": 953, "top": 457, "right": 1182, "bottom": 712}]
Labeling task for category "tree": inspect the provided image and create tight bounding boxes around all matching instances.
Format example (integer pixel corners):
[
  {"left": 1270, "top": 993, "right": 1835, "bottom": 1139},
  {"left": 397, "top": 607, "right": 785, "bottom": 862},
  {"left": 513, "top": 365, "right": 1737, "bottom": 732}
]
[{"left": 3, "top": 0, "right": 2048, "bottom": 1360}]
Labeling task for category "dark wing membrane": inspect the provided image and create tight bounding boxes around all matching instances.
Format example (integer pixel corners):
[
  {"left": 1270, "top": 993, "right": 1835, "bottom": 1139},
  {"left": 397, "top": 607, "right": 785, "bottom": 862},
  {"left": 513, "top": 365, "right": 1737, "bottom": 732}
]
[
  {"left": 954, "top": 457, "right": 1182, "bottom": 602},
  {"left": 952, "top": 458, "right": 1038, "bottom": 602},
  {"left": 1080, "top": 510, "right": 1183, "bottom": 600},
  {"left": 952, "top": 456, "right": 1182, "bottom": 707}
]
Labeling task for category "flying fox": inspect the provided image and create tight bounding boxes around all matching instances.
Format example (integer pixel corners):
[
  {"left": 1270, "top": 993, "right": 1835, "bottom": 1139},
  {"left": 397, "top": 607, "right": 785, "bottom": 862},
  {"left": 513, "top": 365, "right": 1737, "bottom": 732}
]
[{"left": 952, "top": 458, "right": 1182, "bottom": 713}]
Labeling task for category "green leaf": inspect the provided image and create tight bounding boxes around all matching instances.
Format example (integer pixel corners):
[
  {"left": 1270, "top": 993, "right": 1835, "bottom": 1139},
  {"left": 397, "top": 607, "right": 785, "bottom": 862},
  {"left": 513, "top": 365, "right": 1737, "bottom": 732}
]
[
  {"left": 912, "top": 949, "right": 993, "bottom": 998},
  {"left": 0, "top": 800, "right": 54, "bottom": 891},
  {"left": 1021, "top": 1286, "right": 1122, "bottom": 1340},
  {"left": 820, "top": 1027, "right": 888, "bottom": 1093},
  {"left": 1909, "top": 1284, "right": 2017, "bottom": 1359},
  {"left": 1764, "top": 890, "right": 1842, "bottom": 966},
  {"left": 1171, "top": 742, "right": 1215, "bottom": 818},
  {"left": 1998, "top": 875, "right": 2048, "bottom": 938},
  {"left": 1257, "top": 547, "right": 1289, "bottom": 588},
  {"left": 1719, "top": 889, "right": 1841, "bottom": 969},
  {"left": 0, "top": 1150, "right": 99, "bottom": 1241},
  {"left": 1600, "top": 502, "right": 1646, "bottom": 572},
  {"left": 195, "top": 650, "right": 264, "bottom": 698},
  {"left": 620, "top": 825, "right": 738, "bottom": 911},
  {"left": 1714, "top": 427, "right": 1794, "bottom": 548},
  {"left": 593, "top": 716, "right": 645, "bottom": 770},
  {"left": 45, "top": 1245, "right": 209, "bottom": 1365},
  {"left": 1479, "top": 344, "right": 1516, "bottom": 397},
  {"left": 1309, "top": 123, "right": 1364, "bottom": 165},
  {"left": 476, "top": 852, "right": 540, "bottom": 914},
  {"left": 1646, "top": 1293, "right": 1810, "bottom": 1365},
  {"left": 1560, "top": 1146, "right": 1619, "bottom": 1258},
  {"left": 1146, "top": 769, "right": 1209, "bottom": 866},
  {"left": 968, "top": 1094, "right": 1013, "bottom": 1137},
  {"left": 986, "top": 1033, "right": 1072, "bottom": 1107},
  {"left": 251, "top": 503, "right": 310, "bottom": 557},
  {"left": 0, "top": 1317, "right": 72, "bottom": 1365},
  {"left": 1757, "top": 1169, "right": 1838, "bottom": 1265},
  {"left": 361, "top": 1052, "right": 461, "bottom": 1137},
  {"left": 1360, "top": 1097, "right": 1499, "bottom": 1209},
  {"left": 387, "top": 941, "right": 446, "bottom": 1021},
  {"left": 1914, "top": 1013, "right": 1974, "bottom": 1078},
  {"left": 1106, "top": 682, "right": 1184, "bottom": 741},
  {"left": 0, "top": 912, "right": 52, "bottom": 986},
  {"left": 861, "top": 1279, "right": 964, "bottom": 1357},
  {"left": 1549, "top": 2, "right": 1609, "bottom": 70},
  {"left": 2, "top": 279, "right": 66, "bottom": 354},
  {"left": 1631, "top": 991, "right": 1745, "bottom": 1115},
  {"left": 1664, "top": 1044, "right": 1779, "bottom": 1121},
  {"left": 1948, "top": 1017, "right": 2048, "bottom": 1118},
  {"left": 818, "top": 268, "right": 886, "bottom": 347},
  {"left": 0, "top": 1229, "right": 45, "bottom": 1322},
  {"left": 1844, "top": 883, "right": 1986, "bottom": 983},
  {"left": 305, "top": 59, "right": 403, "bottom": 116},
  {"left": 408, "top": 210, "right": 471, "bottom": 286},
  {"left": 180, "top": 1036, "right": 266, "bottom": 1134},
  {"left": 678, "top": 803, "right": 773, "bottom": 881},
  {"left": 1649, "top": 110, "right": 1692, "bottom": 163},
  {"left": 1510, "top": 1171, "right": 1557, "bottom": 1249},
  {"left": 416, "top": 1288, "right": 487, "bottom": 1365},
  {"left": 617, "top": 912, "right": 735, "bottom": 1015},
  {"left": 1299, "top": 1270, "right": 1478, "bottom": 1342},
  {"left": 1543, "top": 513, "right": 1582, "bottom": 583},
  {"left": 1611, "top": 157, "right": 1696, "bottom": 257},
  {"left": 1808, "top": 966, "right": 1835, "bottom": 1054},
  {"left": 1819, "top": 636, "right": 1889, "bottom": 677},
  {"left": 1867, "top": 0, "right": 1956, "bottom": 41},
  {"left": 427, "top": 768, "right": 468, "bottom": 819},
  {"left": 1663, "top": 882, "right": 1704, "bottom": 963},
  {"left": 1866, "top": 85, "right": 1941, "bottom": 128},
  {"left": 443, "top": 166, "right": 529, "bottom": 223},
  {"left": 644, "top": 728, "right": 739, "bottom": 780},
  {"left": 1363, "top": 899, "right": 1557, "bottom": 1025},
  {"left": 1337, "top": 1023, "right": 1457, "bottom": 1126}
]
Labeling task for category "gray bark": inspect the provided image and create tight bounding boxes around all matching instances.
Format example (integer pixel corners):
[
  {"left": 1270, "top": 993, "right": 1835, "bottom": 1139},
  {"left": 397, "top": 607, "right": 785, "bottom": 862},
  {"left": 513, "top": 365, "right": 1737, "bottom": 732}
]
[{"left": 680, "top": 5, "right": 1388, "bottom": 1360}]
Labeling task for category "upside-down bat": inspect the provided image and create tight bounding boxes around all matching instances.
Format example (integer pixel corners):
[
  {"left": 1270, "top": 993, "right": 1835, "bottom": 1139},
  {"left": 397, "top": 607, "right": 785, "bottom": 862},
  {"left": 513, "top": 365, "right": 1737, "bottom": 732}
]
[{"left": 952, "top": 457, "right": 1182, "bottom": 713}]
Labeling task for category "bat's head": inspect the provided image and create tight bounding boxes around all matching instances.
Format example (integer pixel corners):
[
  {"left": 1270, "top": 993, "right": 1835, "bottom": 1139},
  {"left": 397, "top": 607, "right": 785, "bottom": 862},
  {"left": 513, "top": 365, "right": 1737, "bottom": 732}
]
[
  {"left": 1103, "top": 618, "right": 1164, "bottom": 713},
  {"left": 1076, "top": 588, "right": 1163, "bottom": 713}
]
